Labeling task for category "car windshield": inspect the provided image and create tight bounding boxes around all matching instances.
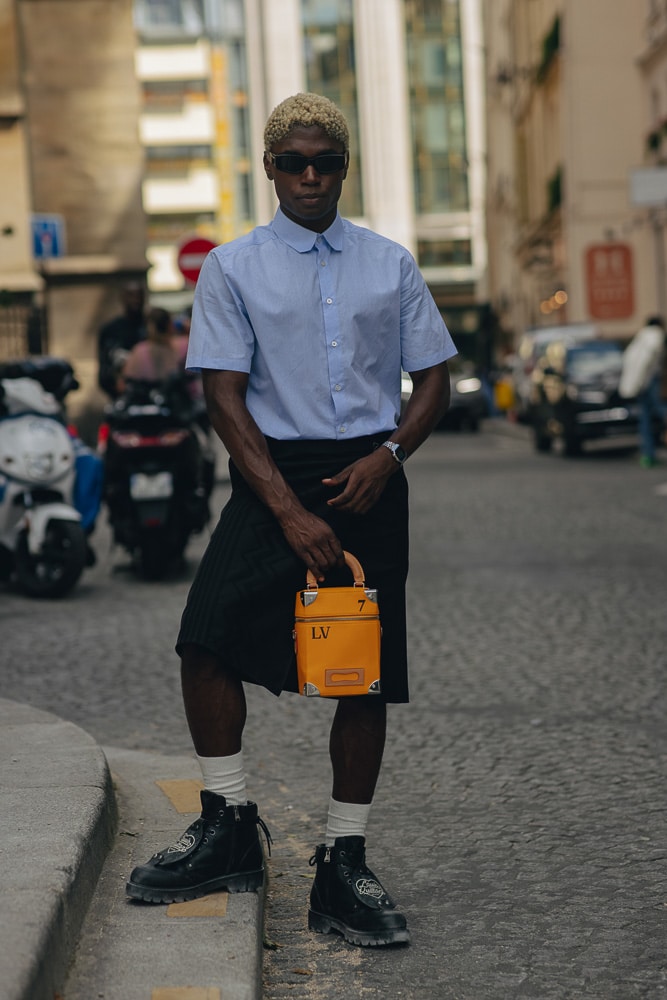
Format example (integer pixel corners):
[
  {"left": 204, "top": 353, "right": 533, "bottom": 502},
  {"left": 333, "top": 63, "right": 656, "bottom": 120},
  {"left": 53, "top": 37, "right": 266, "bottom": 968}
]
[{"left": 566, "top": 347, "right": 622, "bottom": 380}]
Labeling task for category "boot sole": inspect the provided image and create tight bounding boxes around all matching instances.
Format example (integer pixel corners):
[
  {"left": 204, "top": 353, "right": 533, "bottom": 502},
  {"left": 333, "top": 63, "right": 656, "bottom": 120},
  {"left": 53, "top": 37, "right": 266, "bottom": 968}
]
[
  {"left": 308, "top": 909, "right": 410, "bottom": 947},
  {"left": 126, "top": 868, "right": 264, "bottom": 903}
]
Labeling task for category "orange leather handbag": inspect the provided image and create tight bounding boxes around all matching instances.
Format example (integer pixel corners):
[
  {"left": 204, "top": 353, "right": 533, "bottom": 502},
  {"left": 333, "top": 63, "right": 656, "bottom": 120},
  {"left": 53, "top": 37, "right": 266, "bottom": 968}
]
[{"left": 293, "top": 551, "right": 381, "bottom": 697}]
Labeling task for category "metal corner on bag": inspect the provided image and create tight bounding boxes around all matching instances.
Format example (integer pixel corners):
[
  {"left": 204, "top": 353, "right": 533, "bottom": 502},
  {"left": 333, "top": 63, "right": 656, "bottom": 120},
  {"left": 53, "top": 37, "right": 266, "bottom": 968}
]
[
  {"left": 365, "top": 588, "right": 378, "bottom": 603},
  {"left": 301, "top": 590, "right": 318, "bottom": 607},
  {"left": 303, "top": 682, "right": 321, "bottom": 697},
  {"left": 368, "top": 680, "right": 381, "bottom": 694}
]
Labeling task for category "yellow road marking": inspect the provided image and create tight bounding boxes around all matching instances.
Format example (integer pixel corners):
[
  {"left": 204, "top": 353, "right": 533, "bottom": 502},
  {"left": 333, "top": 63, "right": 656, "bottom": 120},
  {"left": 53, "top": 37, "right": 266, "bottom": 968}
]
[
  {"left": 167, "top": 892, "right": 228, "bottom": 918},
  {"left": 152, "top": 989, "right": 221, "bottom": 1000},
  {"left": 156, "top": 779, "right": 204, "bottom": 814}
]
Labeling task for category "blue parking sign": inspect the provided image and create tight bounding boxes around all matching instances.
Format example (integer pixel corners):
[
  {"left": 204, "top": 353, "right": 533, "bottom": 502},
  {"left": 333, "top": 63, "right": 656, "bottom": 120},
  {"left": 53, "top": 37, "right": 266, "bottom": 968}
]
[{"left": 32, "top": 214, "right": 66, "bottom": 259}]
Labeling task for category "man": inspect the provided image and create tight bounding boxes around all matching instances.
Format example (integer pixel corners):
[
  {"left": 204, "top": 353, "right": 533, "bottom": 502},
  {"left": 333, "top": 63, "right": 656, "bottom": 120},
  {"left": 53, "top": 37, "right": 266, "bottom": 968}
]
[
  {"left": 97, "top": 282, "right": 146, "bottom": 398},
  {"left": 126, "top": 93, "right": 457, "bottom": 947},
  {"left": 619, "top": 315, "right": 666, "bottom": 467}
]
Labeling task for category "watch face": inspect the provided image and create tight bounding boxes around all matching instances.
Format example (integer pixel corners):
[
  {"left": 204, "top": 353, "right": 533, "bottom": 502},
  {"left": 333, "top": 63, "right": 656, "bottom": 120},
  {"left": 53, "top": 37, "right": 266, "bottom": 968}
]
[{"left": 384, "top": 441, "right": 406, "bottom": 463}]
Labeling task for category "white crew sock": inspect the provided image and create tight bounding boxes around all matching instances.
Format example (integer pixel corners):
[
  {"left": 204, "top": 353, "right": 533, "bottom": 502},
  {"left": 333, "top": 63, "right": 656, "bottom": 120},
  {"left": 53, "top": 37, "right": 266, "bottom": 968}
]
[
  {"left": 196, "top": 750, "right": 247, "bottom": 806},
  {"left": 325, "top": 797, "right": 372, "bottom": 846}
]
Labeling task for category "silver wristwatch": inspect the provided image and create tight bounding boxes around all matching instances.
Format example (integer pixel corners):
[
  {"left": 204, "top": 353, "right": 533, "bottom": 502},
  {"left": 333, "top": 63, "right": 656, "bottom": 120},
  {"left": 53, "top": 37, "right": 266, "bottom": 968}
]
[{"left": 382, "top": 440, "right": 407, "bottom": 465}]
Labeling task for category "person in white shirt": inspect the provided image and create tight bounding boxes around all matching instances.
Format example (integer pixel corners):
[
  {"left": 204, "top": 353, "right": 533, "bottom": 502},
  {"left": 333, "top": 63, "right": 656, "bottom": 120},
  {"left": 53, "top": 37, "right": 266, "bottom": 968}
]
[{"left": 620, "top": 315, "right": 666, "bottom": 467}]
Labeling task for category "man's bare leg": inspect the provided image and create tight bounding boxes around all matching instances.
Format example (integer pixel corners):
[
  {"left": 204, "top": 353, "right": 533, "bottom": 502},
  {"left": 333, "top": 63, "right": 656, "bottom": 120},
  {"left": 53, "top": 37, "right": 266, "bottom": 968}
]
[
  {"left": 125, "top": 644, "right": 265, "bottom": 903},
  {"left": 309, "top": 697, "right": 409, "bottom": 946},
  {"left": 180, "top": 642, "right": 246, "bottom": 756},
  {"left": 329, "top": 696, "right": 386, "bottom": 803}
]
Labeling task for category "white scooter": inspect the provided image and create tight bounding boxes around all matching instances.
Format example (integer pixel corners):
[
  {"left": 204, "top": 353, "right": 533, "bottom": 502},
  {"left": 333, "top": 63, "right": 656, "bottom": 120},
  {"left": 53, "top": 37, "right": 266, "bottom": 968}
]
[{"left": 0, "top": 362, "right": 91, "bottom": 597}]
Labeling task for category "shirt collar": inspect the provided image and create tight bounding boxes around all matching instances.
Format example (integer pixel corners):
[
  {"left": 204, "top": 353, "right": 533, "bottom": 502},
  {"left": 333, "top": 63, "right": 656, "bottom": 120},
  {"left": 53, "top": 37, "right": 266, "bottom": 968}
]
[{"left": 272, "top": 208, "right": 343, "bottom": 253}]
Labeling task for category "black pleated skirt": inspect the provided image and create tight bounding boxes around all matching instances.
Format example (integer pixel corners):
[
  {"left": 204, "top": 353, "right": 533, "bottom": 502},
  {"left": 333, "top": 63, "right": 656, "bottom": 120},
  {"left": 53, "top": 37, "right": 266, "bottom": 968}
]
[{"left": 176, "top": 433, "right": 410, "bottom": 702}]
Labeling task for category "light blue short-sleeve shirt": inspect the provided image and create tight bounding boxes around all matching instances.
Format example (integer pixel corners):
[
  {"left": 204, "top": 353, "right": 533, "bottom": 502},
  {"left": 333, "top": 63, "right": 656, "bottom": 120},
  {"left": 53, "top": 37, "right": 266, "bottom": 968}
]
[{"left": 187, "top": 209, "right": 457, "bottom": 440}]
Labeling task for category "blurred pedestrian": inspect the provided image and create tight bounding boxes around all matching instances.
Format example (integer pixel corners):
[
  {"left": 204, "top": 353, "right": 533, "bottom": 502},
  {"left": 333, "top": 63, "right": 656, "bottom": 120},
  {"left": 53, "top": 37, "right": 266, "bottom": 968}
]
[
  {"left": 619, "top": 315, "right": 666, "bottom": 467},
  {"left": 118, "top": 306, "right": 180, "bottom": 394},
  {"left": 172, "top": 308, "right": 192, "bottom": 362},
  {"left": 125, "top": 92, "right": 457, "bottom": 947},
  {"left": 97, "top": 282, "right": 147, "bottom": 399},
  {"left": 173, "top": 307, "right": 205, "bottom": 407}
]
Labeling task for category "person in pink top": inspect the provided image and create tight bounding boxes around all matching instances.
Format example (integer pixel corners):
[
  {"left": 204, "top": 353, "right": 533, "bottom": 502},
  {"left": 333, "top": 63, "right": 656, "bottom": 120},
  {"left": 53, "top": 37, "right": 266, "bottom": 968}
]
[{"left": 119, "top": 307, "right": 180, "bottom": 392}]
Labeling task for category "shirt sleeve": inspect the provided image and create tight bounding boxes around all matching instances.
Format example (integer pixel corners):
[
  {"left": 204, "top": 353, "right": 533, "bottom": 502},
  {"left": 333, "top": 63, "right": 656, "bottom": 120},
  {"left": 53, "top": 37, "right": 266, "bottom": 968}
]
[
  {"left": 398, "top": 252, "right": 458, "bottom": 372},
  {"left": 185, "top": 250, "right": 256, "bottom": 374}
]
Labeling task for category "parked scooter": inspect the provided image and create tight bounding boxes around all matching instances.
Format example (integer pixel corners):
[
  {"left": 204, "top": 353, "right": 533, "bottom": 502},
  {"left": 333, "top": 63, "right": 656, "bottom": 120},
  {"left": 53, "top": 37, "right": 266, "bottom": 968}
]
[
  {"left": 99, "top": 372, "right": 213, "bottom": 579},
  {"left": 0, "top": 357, "right": 101, "bottom": 598}
]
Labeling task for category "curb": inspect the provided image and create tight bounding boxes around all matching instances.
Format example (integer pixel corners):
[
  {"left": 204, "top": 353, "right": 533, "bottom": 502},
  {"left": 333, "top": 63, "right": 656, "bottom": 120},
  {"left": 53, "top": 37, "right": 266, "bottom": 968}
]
[
  {"left": 0, "top": 699, "right": 117, "bottom": 1000},
  {"left": 70, "top": 746, "right": 267, "bottom": 999}
]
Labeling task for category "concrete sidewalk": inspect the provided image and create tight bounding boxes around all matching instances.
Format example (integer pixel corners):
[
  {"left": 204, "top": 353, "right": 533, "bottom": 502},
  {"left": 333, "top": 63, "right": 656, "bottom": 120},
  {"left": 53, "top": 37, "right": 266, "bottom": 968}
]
[
  {"left": 1, "top": 699, "right": 265, "bottom": 1000},
  {"left": 0, "top": 698, "right": 116, "bottom": 1000}
]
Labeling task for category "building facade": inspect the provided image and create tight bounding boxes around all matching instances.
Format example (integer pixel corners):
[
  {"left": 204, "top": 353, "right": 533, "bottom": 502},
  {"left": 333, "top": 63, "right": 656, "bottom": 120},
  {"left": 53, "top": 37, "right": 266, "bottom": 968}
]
[
  {"left": 484, "top": 0, "right": 658, "bottom": 351},
  {"left": 3, "top": 0, "right": 488, "bottom": 423},
  {"left": 135, "top": 0, "right": 490, "bottom": 362},
  {"left": 0, "top": 0, "right": 45, "bottom": 356},
  {"left": 1, "top": 0, "right": 147, "bottom": 432},
  {"left": 636, "top": 0, "right": 667, "bottom": 323}
]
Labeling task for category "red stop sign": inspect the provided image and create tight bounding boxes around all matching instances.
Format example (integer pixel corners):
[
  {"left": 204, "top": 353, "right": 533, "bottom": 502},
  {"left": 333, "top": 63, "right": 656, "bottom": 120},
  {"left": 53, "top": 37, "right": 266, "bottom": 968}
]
[{"left": 177, "top": 236, "right": 217, "bottom": 284}]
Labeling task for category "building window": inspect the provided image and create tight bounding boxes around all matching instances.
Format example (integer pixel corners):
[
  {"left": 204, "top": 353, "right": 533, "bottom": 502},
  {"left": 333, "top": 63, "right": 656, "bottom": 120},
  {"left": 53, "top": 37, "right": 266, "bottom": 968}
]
[
  {"left": 142, "top": 79, "right": 208, "bottom": 113},
  {"left": 147, "top": 213, "right": 216, "bottom": 243},
  {"left": 417, "top": 238, "right": 471, "bottom": 267},
  {"left": 404, "top": 0, "right": 469, "bottom": 214},
  {"left": 301, "top": 0, "right": 363, "bottom": 217},
  {"left": 222, "top": 20, "right": 254, "bottom": 225},
  {"left": 135, "top": 0, "right": 204, "bottom": 37},
  {"left": 145, "top": 145, "right": 213, "bottom": 177}
]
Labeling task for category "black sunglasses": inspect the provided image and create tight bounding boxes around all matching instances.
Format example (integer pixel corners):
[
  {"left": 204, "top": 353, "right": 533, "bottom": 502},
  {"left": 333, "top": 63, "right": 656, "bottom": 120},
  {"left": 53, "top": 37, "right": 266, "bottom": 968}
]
[{"left": 266, "top": 151, "right": 347, "bottom": 175}]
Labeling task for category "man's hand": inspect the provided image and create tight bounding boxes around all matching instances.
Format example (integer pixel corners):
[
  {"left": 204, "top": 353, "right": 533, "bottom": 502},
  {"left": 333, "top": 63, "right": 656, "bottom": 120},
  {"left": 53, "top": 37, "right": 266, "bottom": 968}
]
[
  {"left": 323, "top": 448, "right": 396, "bottom": 514},
  {"left": 279, "top": 508, "right": 345, "bottom": 581}
]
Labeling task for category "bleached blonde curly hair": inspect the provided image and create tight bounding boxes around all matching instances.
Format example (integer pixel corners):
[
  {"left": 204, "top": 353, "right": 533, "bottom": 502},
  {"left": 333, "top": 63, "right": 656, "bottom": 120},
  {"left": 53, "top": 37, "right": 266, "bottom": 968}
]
[{"left": 263, "top": 93, "right": 350, "bottom": 152}]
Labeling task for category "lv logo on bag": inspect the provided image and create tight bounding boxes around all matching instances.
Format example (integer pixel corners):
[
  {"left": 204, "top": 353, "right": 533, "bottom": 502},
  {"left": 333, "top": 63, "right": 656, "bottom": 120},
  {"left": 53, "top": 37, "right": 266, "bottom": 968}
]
[{"left": 293, "top": 551, "right": 382, "bottom": 697}]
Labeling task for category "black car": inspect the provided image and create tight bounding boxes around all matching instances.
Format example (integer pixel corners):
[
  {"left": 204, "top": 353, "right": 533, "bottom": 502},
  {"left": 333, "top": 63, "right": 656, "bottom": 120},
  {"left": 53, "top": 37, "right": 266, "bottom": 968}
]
[
  {"left": 401, "top": 362, "right": 488, "bottom": 432},
  {"left": 528, "top": 339, "right": 649, "bottom": 456}
]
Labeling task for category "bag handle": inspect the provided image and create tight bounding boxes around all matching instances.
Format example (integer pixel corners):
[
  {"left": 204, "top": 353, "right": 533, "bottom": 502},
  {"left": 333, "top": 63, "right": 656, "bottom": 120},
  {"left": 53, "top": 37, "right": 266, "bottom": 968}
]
[{"left": 306, "top": 550, "right": 365, "bottom": 590}]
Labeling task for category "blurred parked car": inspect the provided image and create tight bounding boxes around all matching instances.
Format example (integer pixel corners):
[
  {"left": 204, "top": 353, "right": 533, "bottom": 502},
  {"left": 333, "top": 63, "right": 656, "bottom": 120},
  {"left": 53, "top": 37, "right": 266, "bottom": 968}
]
[
  {"left": 510, "top": 323, "right": 601, "bottom": 421},
  {"left": 527, "top": 338, "right": 654, "bottom": 456},
  {"left": 401, "top": 361, "right": 488, "bottom": 432}
]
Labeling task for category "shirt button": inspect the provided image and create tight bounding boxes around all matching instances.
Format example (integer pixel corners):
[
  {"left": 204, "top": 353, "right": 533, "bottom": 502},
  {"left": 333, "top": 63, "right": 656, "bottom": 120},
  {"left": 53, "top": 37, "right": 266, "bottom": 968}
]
[
  {"left": 326, "top": 298, "right": 333, "bottom": 304},
  {"left": 331, "top": 340, "right": 338, "bottom": 347},
  {"left": 334, "top": 384, "right": 342, "bottom": 391},
  {"left": 320, "top": 260, "right": 326, "bottom": 267},
  {"left": 340, "top": 425, "right": 347, "bottom": 433}
]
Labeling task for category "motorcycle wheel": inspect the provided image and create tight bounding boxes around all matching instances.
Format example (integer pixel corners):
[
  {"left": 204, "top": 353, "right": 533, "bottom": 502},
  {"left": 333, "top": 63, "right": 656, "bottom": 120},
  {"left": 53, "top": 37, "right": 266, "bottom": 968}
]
[
  {"left": 15, "top": 520, "right": 87, "bottom": 598},
  {"left": 138, "top": 528, "right": 175, "bottom": 580}
]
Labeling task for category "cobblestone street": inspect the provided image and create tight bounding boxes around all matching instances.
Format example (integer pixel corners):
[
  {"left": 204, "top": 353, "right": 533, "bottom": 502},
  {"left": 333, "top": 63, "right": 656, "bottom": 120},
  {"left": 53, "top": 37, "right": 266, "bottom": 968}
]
[{"left": 2, "top": 426, "right": 666, "bottom": 998}]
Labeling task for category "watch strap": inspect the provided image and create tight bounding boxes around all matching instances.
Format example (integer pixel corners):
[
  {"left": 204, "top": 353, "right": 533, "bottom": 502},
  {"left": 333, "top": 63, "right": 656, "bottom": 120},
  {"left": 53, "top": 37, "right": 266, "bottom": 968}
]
[{"left": 382, "top": 440, "right": 407, "bottom": 465}]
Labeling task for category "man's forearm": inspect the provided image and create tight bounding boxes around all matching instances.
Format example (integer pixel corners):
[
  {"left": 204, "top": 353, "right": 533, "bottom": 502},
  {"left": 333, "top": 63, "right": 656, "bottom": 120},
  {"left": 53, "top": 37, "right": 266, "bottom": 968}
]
[
  {"left": 395, "top": 361, "right": 451, "bottom": 457},
  {"left": 203, "top": 373, "right": 304, "bottom": 525}
]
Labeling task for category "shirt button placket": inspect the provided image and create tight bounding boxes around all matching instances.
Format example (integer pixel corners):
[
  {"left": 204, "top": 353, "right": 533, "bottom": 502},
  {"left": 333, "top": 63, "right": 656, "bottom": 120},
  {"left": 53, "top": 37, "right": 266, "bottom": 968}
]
[{"left": 317, "top": 243, "right": 344, "bottom": 432}]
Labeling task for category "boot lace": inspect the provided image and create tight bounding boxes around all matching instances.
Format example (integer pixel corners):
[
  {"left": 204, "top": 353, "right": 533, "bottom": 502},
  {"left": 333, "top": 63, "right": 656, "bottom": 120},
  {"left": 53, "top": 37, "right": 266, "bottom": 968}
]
[
  {"left": 309, "top": 844, "right": 328, "bottom": 866},
  {"left": 257, "top": 814, "right": 273, "bottom": 857}
]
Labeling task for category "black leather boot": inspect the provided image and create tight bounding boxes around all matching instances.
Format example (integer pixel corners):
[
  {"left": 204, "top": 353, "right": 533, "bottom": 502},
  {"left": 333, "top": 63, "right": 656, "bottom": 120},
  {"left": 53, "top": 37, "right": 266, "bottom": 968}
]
[
  {"left": 126, "top": 790, "right": 271, "bottom": 903},
  {"left": 308, "top": 836, "right": 410, "bottom": 946}
]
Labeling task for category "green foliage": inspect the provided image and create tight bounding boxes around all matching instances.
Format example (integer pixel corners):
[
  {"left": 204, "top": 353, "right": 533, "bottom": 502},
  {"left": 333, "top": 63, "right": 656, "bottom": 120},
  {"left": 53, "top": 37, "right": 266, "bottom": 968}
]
[
  {"left": 647, "top": 130, "right": 662, "bottom": 152},
  {"left": 547, "top": 166, "right": 562, "bottom": 213},
  {"left": 536, "top": 15, "right": 561, "bottom": 84}
]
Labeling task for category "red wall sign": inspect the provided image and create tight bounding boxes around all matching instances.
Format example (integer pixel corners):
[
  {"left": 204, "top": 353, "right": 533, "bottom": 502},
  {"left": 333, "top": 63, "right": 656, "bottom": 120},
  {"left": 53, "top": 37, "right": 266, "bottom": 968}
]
[
  {"left": 585, "top": 243, "right": 635, "bottom": 320},
  {"left": 177, "top": 236, "right": 217, "bottom": 285}
]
